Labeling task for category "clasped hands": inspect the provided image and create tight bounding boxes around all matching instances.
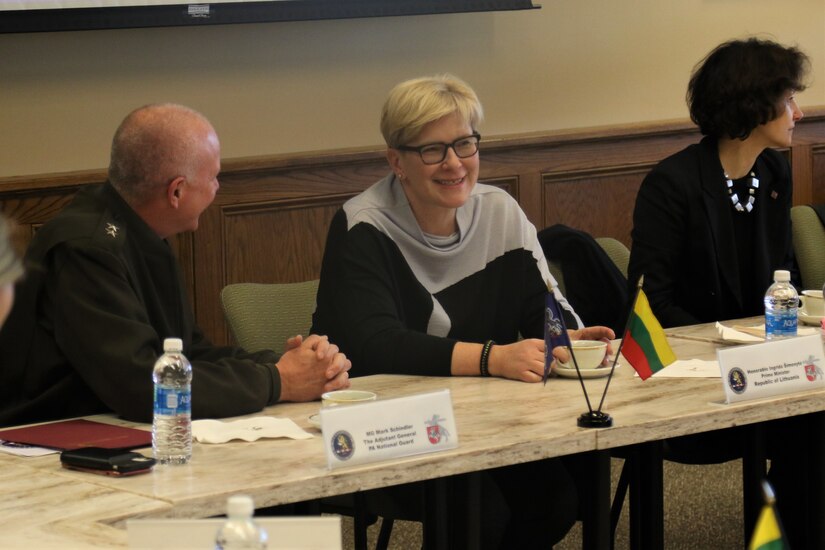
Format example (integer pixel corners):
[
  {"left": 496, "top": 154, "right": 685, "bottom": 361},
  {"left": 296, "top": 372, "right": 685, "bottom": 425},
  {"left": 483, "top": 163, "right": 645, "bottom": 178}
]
[
  {"left": 276, "top": 334, "right": 352, "bottom": 402},
  {"left": 487, "top": 326, "right": 615, "bottom": 383}
]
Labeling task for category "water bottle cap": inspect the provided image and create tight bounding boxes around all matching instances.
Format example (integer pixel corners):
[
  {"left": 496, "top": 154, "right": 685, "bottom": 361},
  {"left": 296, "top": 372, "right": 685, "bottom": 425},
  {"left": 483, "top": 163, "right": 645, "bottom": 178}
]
[
  {"left": 163, "top": 338, "right": 183, "bottom": 352},
  {"left": 773, "top": 270, "right": 791, "bottom": 282},
  {"left": 226, "top": 495, "right": 255, "bottom": 517}
]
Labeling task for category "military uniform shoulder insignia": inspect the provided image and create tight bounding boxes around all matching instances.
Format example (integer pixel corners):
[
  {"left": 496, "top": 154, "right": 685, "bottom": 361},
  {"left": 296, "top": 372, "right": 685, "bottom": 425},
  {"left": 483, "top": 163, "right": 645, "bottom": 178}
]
[{"left": 105, "top": 222, "right": 119, "bottom": 238}]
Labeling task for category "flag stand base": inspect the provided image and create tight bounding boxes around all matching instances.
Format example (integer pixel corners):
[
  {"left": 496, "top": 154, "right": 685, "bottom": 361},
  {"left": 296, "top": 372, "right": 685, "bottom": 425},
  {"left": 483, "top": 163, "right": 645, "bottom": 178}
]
[{"left": 577, "top": 411, "right": 613, "bottom": 428}]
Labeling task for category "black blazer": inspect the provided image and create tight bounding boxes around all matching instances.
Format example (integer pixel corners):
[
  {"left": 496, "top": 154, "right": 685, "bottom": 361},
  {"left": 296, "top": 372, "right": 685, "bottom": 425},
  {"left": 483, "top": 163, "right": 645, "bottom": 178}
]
[{"left": 627, "top": 136, "right": 796, "bottom": 328}]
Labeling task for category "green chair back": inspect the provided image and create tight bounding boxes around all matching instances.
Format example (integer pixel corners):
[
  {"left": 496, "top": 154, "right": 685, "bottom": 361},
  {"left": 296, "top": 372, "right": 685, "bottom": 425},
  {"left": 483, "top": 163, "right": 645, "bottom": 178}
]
[
  {"left": 220, "top": 280, "right": 320, "bottom": 353},
  {"left": 791, "top": 205, "right": 825, "bottom": 291},
  {"left": 546, "top": 237, "right": 629, "bottom": 303},
  {"left": 548, "top": 260, "right": 565, "bottom": 296},
  {"left": 595, "top": 236, "right": 630, "bottom": 277}
]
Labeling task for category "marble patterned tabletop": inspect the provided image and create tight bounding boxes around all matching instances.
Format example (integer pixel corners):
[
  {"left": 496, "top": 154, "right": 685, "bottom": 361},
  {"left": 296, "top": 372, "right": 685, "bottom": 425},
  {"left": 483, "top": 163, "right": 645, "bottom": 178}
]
[{"left": 3, "top": 326, "right": 824, "bottom": 548}]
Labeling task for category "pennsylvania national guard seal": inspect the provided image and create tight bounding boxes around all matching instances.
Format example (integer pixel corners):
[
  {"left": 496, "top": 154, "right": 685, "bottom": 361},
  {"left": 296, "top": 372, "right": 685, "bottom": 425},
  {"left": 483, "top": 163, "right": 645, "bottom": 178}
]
[
  {"left": 331, "top": 430, "right": 355, "bottom": 461},
  {"left": 728, "top": 367, "right": 747, "bottom": 394}
]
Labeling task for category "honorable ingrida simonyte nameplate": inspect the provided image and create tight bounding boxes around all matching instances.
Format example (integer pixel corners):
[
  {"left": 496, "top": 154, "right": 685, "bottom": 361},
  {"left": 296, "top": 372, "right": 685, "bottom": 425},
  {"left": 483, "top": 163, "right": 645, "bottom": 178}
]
[
  {"left": 718, "top": 334, "right": 825, "bottom": 404},
  {"left": 320, "top": 389, "right": 458, "bottom": 469}
]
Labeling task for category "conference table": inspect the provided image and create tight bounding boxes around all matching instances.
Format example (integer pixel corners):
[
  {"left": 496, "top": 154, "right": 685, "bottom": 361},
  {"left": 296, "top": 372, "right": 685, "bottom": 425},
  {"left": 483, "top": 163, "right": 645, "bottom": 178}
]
[
  {"left": 2, "top": 321, "right": 824, "bottom": 548},
  {"left": 1, "top": 373, "right": 602, "bottom": 548},
  {"left": 661, "top": 317, "right": 825, "bottom": 548}
]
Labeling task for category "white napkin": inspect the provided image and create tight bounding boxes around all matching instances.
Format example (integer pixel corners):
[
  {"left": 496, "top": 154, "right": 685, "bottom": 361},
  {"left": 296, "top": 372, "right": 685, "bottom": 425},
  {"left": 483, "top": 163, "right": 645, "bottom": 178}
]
[
  {"left": 715, "top": 322, "right": 763, "bottom": 343},
  {"left": 191, "top": 417, "right": 313, "bottom": 444},
  {"left": 650, "top": 359, "right": 720, "bottom": 378},
  {"left": 715, "top": 322, "right": 817, "bottom": 344}
]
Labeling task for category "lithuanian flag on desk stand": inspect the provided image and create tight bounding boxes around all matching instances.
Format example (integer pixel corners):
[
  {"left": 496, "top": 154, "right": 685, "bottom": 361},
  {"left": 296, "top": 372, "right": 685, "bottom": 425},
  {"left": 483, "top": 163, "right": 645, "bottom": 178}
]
[
  {"left": 620, "top": 276, "right": 676, "bottom": 380},
  {"left": 749, "top": 481, "right": 788, "bottom": 550}
]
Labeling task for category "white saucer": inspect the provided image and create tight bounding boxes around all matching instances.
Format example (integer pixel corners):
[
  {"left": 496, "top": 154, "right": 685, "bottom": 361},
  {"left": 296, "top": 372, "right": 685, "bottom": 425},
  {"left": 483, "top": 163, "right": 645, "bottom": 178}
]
[
  {"left": 308, "top": 414, "right": 321, "bottom": 428},
  {"left": 799, "top": 309, "right": 824, "bottom": 326},
  {"left": 553, "top": 363, "right": 619, "bottom": 379}
]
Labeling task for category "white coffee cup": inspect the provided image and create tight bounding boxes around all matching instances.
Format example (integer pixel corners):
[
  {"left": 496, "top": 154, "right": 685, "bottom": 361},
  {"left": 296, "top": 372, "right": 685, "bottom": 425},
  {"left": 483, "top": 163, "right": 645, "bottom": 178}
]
[
  {"left": 558, "top": 340, "right": 608, "bottom": 370},
  {"left": 321, "top": 390, "right": 377, "bottom": 407},
  {"left": 800, "top": 290, "right": 825, "bottom": 316}
]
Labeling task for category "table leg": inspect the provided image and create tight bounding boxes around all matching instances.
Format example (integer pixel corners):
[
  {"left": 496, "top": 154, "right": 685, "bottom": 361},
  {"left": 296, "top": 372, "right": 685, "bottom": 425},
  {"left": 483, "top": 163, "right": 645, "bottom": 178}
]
[
  {"left": 742, "top": 422, "right": 766, "bottom": 543},
  {"left": 423, "top": 477, "right": 449, "bottom": 549},
  {"left": 627, "top": 448, "right": 640, "bottom": 547},
  {"left": 422, "top": 473, "right": 481, "bottom": 549},
  {"left": 352, "top": 492, "right": 369, "bottom": 550},
  {"left": 580, "top": 449, "right": 611, "bottom": 550},
  {"left": 806, "top": 412, "right": 825, "bottom": 547},
  {"left": 630, "top": 440, "right": 663, "bottom": 550},
  {"left": 462, "top": 472, "right": 482, "bottom": 549}
]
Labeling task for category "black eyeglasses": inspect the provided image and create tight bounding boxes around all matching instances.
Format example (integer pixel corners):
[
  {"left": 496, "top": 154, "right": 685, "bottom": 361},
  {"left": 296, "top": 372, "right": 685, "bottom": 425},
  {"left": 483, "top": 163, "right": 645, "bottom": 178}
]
[{"left": 396, "top": 133, "right": 481, "bottom": 165}]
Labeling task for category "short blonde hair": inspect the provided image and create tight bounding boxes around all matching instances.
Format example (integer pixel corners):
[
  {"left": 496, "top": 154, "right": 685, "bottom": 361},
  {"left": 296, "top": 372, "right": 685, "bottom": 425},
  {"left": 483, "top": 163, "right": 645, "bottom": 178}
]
[{"left": 380, "top": 74, "right": 483, "bottom": 148}]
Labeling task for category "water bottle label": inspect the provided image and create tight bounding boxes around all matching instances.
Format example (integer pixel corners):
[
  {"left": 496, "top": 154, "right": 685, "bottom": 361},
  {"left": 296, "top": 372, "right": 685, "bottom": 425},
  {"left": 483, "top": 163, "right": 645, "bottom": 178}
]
[
  {"left": 154, "top": 386, "right": 191, "bottom": 416},
  {"left": 765, "top": 310, "right": 798, "bottom": 337}
]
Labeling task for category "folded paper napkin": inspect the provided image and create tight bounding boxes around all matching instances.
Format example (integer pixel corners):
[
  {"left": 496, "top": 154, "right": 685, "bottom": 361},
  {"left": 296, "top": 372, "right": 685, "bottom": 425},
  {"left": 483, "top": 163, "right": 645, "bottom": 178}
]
[
  {"left": 715, "top": 322, "right": 763, "bottom": 343},
  {"left": 191, "top": 417, "right": 313, "bottom": 444},
  {"left": 650, "top": 359, "right": 720, "bottom": 378},
  {"left": 715, "top": 322, "right": 817, "bottom": 344}
]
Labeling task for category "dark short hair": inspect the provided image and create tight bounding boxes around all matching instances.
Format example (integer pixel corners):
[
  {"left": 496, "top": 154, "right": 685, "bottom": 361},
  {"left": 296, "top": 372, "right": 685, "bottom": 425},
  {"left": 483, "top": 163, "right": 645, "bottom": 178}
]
[{"left": 687, "top": 38, "right": 809, "bottom": 139}]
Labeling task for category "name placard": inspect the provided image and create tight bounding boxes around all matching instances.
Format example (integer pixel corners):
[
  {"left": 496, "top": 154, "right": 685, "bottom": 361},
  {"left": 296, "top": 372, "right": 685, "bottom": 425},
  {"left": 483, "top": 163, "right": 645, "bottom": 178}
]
[
  {"left": 321, "top": 389, "right": 458, "bottom": 469},
  {"left": 718, "top": 334, "right": 825, "bottom": 403}
]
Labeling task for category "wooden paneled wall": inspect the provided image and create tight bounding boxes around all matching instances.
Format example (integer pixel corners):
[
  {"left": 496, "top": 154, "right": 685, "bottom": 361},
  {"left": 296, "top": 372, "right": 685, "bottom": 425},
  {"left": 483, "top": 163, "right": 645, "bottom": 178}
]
[{"left": 3, "top": 111, "right": 824, "bottom": 346}]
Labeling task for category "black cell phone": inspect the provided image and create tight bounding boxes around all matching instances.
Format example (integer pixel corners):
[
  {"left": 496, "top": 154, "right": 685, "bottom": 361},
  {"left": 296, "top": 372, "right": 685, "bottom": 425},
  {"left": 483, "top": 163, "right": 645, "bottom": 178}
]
[{"left": 60, "top": 447, "right": 156, "bottom": 476}]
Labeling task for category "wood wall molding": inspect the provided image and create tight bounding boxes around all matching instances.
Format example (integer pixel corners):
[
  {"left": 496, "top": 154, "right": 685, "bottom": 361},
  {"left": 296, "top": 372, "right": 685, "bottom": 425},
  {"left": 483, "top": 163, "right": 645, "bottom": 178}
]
[
  {"left": 3, "top": 110, "right": 824, "bottom": 346},
  {"left": 810, "top": 144, "right": 825, "bottom": 205},
  {"left": 542, "top": 164, "right": 655, "bottom": 245}
]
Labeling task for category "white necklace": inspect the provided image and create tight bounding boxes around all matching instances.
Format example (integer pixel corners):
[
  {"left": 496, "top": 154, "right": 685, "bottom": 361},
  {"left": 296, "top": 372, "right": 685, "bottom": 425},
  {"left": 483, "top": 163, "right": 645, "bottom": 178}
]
[{"left": 725, "top": 171, "right": 759, "bottom": 213}]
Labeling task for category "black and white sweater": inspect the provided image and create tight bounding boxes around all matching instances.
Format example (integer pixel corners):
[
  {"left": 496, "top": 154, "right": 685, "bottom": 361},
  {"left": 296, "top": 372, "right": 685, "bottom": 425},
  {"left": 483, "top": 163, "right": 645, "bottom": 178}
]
[{"left": 312, "top": 173, "right": 580, "bottom": 377}]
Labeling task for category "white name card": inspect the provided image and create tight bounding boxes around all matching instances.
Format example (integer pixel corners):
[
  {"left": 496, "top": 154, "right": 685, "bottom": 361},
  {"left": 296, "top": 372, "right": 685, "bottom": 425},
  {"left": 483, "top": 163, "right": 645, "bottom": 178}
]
[
  {"left": 321, "top": 389, "right": 458, "bottom": 469},
  {"left": 128, "top": 517, "right": 341, "bottom": 549},
  {"left": 718, "top": 334, "right": 825, "bottom": 403}
]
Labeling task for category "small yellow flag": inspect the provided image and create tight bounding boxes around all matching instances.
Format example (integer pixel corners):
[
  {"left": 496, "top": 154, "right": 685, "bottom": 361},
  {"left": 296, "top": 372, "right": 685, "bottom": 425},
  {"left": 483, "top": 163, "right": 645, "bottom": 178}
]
[{"left": 748, "top": 504, "right": 785, "bottom": 550}]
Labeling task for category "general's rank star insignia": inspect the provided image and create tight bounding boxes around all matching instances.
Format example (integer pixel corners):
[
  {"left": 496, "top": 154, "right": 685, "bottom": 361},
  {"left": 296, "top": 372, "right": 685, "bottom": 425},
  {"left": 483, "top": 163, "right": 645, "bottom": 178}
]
[{"left": 105, "top": 223, "right": 119, "bottom": 238}]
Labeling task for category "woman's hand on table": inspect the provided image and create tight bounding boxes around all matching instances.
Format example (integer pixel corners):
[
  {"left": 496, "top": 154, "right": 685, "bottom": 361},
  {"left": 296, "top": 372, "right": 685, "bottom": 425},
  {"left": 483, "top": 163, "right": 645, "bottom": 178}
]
[
  {"left": 455, "top": 326, "right": 616, "bottom": 382},
  {"left": 487, "top": 339, "right": 546, "bottom": 383}
]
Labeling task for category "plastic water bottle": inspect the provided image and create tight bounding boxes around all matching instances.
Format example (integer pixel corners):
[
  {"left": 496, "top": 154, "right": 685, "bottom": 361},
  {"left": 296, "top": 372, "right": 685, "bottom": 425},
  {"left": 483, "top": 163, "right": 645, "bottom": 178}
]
[
  {"left": 215, "top": 495, "right": 268, "bottom": 549},
  {"left": 764, "top": 270, "right": 798, "bottom": 340},
  {"left": 152, "top": 337, "right": 192, "bottom": 465}
]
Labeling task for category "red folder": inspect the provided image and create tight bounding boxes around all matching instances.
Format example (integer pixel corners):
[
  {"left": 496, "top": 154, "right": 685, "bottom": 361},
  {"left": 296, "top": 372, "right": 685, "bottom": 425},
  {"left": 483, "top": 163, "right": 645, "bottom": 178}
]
[{"left": 0, "top": 419, "right": 151, "bottom": 451}]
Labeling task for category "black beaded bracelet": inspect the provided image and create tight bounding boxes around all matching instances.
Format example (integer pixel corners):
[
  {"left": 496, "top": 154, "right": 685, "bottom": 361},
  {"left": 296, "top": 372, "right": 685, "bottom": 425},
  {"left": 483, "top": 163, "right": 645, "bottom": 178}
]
[{"left": 480, "top": 339, "right": 495, "bottom": 377}]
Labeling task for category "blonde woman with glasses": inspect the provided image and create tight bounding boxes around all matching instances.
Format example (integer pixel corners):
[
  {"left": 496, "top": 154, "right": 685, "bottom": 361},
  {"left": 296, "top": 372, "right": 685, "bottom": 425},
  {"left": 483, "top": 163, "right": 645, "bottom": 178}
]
[{"left": 313, "top": 74, "right": 613, "bottom": 548}]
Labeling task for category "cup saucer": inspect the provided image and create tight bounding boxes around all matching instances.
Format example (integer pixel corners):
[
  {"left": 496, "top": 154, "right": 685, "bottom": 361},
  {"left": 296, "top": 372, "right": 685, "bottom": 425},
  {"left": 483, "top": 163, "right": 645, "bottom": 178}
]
[
  {"left": 553, "top": 363, "right": 619, "bottom": 379},
  {"left": 308, "top": 413, "right": 321, "bottom": 428},
  {"left": 798, "top": 309, "right": 824, "bottom": 326}
]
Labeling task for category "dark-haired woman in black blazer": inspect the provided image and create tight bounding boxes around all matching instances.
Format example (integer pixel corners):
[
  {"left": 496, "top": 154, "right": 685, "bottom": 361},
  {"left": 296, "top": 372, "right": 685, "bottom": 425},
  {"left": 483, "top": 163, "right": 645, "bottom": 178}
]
[
  {"left": 628, "top": 37, "right": 813, "bottom": 547},
  {"left": 628, "top": 37, "right": 809, "bottom": 328}
]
